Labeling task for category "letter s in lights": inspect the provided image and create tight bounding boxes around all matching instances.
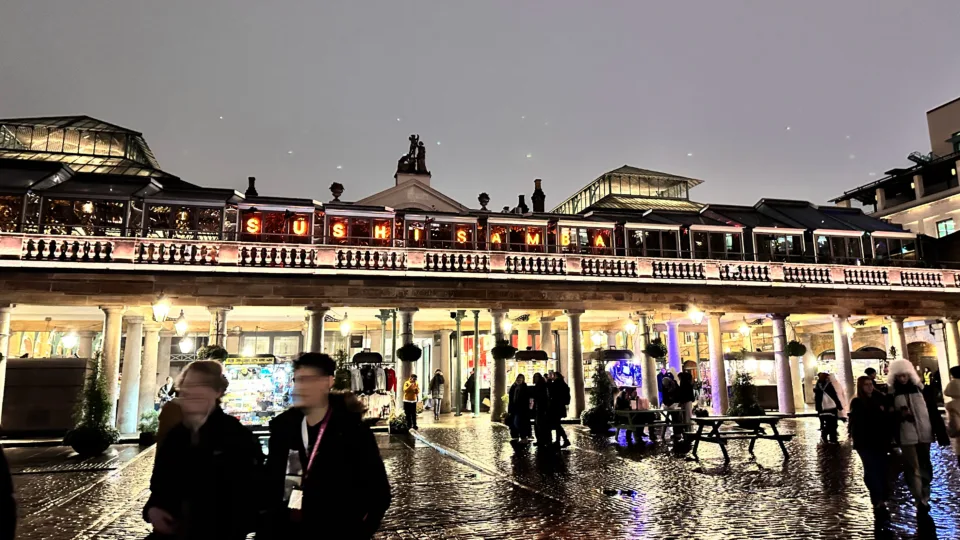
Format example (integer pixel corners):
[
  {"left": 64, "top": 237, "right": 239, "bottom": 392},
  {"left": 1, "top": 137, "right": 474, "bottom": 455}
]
[
  {"left": 456, "top": 229, "right": 468, "bottom": 243},
  {"left": 332, "top": 223, "right": 346, "bottom": 238},
  {"left": 292, "top": 217, "right": 308, "bottom": 235},
  {"left": 245, "top": 217, "right": 261, "bottom": 234}
]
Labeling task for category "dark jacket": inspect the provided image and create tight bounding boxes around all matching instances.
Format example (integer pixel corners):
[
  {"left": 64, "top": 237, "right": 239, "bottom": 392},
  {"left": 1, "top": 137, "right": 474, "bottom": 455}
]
[
  {"left": 532, "top": 382, "right": 551, "bottom": 420},
  {"left": 848, "top": 394, "right": 891, "bottom": 451},
  {"left": 676, "top": 372, "right": 695, "bottom": 404},
  {"left": 465, "top": 374, "right": 476, "bottom": 394},
  {"left": 263, "top": 392, "right": 391, "bottom": 540},
  {"left": 922, "top": 382, "right": 950, "bottom": 446},
  {"left": 143, "top": 407, "right": 264, "bottom": 540},
  {"left": 661, "top": 376, "right": 679, "bottom": 406},
  {"left": 508, "top": 383, "right": 529, "bottom": 416},
  {"left": 814, "top": 380, "right": 842, "bottom": 413},
  {"left": 549, "top": 379, "right": 571, "bottom": 419},
  {"left": 1, "top": 445, "right": 14, "bottom": 540}
]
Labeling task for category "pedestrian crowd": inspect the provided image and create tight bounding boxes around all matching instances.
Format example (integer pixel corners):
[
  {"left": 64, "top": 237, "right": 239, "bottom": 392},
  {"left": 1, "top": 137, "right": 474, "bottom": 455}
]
[
  {"left": 506, "top": 371, "right": 571, "bottom": 448},
  {"left": 846, "top": 359, "right": 958, "bottom": 520}
]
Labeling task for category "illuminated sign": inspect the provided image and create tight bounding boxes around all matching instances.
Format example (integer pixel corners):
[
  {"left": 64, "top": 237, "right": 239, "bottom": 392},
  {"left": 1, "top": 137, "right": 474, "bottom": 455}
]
[
  {"left": 594, "top": 234, "right": 606, "bottom": 248},
  {"left": 525, "top": 232, "right": 541, "bottom": 245},
  {"left": 292, "top": 217, "right": 308, "bottom": 235},
  {"left": 561, "top": 230, "right": 571, "bottom": 246},
  {"left": 491, "top": 232, "right": 503, "bottom": 244},
  {"left": 374, "top": 224, "right": 390, "bottom": 239},
  {"left": 457, "top": 229, "right": 468, "bottom": 243},
  {"left": 332, "top": 222, "right": 346, "bottom": 238},
  {"left": 413, "top": 228, "right": 421, "bottom": 241},
  {"left": 245, "top": 216, "right": 261, "bottom": 234}
]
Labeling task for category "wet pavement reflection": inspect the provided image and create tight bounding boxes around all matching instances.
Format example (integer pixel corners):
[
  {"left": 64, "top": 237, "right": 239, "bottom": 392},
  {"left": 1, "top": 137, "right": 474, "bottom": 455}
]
[{"left": 7, "top": 417, "right": 960, "bottom": 539}]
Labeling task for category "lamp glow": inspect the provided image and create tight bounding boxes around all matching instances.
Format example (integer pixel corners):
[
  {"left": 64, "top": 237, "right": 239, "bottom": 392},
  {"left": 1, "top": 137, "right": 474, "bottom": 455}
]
[
  {"left": 591, "top": 332, "right": 605, "bottom": 347},
  {"left": 501, "top": 318, "right": 513, "bottom": 335},
  {"left": 61, "top": 332, "right": 78, "bottom": 349},
  {"left": 174, "top": 310, "right": 188, "bottom": 337},
  {"left": 688, "top": 306, "right": 705, "bottom": 325},
  {"left": 242, "top": 346, "right": 255, "bottom": 357},
  {"left": 625, "top": 319, "right": 637, "bottom": 335},
  {"left": 846, "top": 324, "right": 856, "bottom": 337},
  {"left": 340, "top": 314, "right": 351, "bottom": 337},
  {"left": 739, "top": 323, "right": 750, "bottom": 337},
  {"left": 178, "top": 337, "right": 195, "bottom": 354},
  {"left": 152, "top": 294, "right": 171, "bottom": 323}
]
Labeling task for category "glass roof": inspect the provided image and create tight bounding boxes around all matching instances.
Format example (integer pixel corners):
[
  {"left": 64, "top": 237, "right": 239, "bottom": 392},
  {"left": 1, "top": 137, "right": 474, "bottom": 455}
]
[
  {"left": 644, "top": 211, "right": 730, "bottom": 227},
  {"left": 42, "top": 175, "right": 159, "bottom": 197}
]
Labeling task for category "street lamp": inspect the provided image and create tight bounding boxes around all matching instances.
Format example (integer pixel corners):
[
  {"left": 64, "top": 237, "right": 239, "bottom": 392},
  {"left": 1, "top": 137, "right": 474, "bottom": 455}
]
[
  {"left": 179, "top": 336, "right": 195, "bottom": 354},
  {"left": 61, "top": 332, "right": 78, "bottom": 350},
  {"left": 152, "top": 294, "right": 171, "bottom": 323},
  {"left": 739, "top": 322, "right": 751, "bottom": 337},
  {"left": 688, "top": 306, "right": 705, "bottom": 325},
  {"left": 501, "top": 317, "right": 513, "bottom": 335},
  {"left": 340, "top": 313, "right": 352, "bottom": 337},
  {"left": 625, "top": 317, "right": 637, "bottom": 335},
  {"left": 174, "top": 310, "right": 188, "bottom": 337}
]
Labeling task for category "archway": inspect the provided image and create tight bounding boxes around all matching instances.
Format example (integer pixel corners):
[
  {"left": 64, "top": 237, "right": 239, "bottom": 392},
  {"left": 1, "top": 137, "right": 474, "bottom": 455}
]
[{"left": 907, "top": 341, "right": 940, "bottom": 377}]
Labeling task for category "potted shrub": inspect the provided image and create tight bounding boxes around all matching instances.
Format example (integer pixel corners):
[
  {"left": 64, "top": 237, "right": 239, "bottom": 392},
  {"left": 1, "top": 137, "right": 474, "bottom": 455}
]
[
  {"left": 581, "top": 355, "right": 616, "bottom": 434},
  {"left": 727, "top": 372, "right": 765, "bottom": 429},
  {"left": 388, "top": 410, "right": 409, "bottom": 434},
  {"left": 64, "top": 354, "right": 119, "bottom": 457},
  {"left": 196, "top": 344, "right": 228, "bottom": 361},
  {"left": 138, "top": 410, "right": 159, "bottom": 446},
  {"left": 396, "top": 343, "right": 422, "bottom": 363},
  {"left": 785, "top": 340, "right": 807, "bottom": 357}
]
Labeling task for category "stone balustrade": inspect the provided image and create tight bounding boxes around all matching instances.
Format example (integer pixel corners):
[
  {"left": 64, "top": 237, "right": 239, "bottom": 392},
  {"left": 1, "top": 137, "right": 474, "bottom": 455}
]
[{"left": 1, "top": 233, "right": 957, "bottom": 293}]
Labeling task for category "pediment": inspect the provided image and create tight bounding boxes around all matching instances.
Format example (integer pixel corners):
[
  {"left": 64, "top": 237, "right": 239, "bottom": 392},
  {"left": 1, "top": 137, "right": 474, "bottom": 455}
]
[{"left": 356, "top": 178, "right": 468, "bottom": 212}]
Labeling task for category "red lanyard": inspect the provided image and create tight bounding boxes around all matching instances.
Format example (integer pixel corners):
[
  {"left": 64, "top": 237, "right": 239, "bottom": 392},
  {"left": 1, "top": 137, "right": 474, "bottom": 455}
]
[{"left": 301, "top": 409, "right": 331, "bottom": 479}]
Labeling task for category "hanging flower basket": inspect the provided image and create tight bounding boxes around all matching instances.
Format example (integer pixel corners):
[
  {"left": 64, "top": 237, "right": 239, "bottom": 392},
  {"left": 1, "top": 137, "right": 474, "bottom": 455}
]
[
  {"left": 490, "top": 340, "right": 517, "bottom": 361},
  {"left": 644, "top": 338, "right": 668, "bottom": 360},
  {"left": 396, "top": 343, "right": 422, "bottom": 362},
  {"left": 785, "top": 340, "right": 807, "bottom": 357}
]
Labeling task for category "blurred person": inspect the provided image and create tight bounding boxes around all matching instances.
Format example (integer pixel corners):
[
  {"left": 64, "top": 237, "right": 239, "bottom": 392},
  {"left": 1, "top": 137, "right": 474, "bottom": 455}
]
[
  {"left": 549, "top": 372, "right": 572, "bottom": 448},
  {"left": 263, "top": 353, "right": 390, "bottom": 539},
  {"left": 532, "top": 373, "right": 552, "bottom": 447},
  {"left": 944, "top": 365, "right": 960, "bottom": 467},
  {"left": 814, "top": 372, "right": 843, "bottom": 444},
  {"left": 428, "top": 370, "right": 445, "bottom": 421},
  {"left": 508, "top": 374, "right": 531, "bottom": 442},
  {"left": 848, "top": 376, "right": 892, "bottom": 517},
  {"left": 143, "top": 360, "right": 263, "bottom": 539},
  {"left": 677, "top": 371, "right": 696, "bottom": 434},
  {"left": 464, "top": 369, "right": 476, "bottom": 412}
]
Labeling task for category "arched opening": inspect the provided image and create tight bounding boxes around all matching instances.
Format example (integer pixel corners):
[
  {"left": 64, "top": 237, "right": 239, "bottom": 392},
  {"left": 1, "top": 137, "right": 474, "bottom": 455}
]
[{"left": 907, "top": 341, "right": 939, "bottom": 376}]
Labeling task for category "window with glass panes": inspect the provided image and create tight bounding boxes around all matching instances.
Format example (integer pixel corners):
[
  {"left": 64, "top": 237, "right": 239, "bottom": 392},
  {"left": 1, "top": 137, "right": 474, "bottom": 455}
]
[
  {"left": 240, "top": 209, "right": 312, "bottom": 244},
  {"left": 325, "top": 216, "right": 393, "bottom": 246},
  {"left": 754, "top": 233, "right": 804, "bottom": 262},
  {"left": 41, "top": 199, "right": 127, "bottom": 236},
  {"left": 814, "top": 235, "right": 863, "bottom": 262},
  {"left": 0, "top": 195, "right": 22, "bottom": 232},
  {"left": 692, "top": 230, "right": 743, "bottom": 260},
  {"left": 489, "top": 224, "right": 546, "bottom": 252},
  {"left": 873, "top": 236, "right": 917, "bottom": 263},
  {"left": 937, "top": 218, "right": 955, "bottom": 238},
  {"left": 559, "top": 226, "right": 613, "bottom": 255},
  {"left": 146, "top": 205, "right": 222, "bottom": 239},
  {"left": 626, "top": 229, "right": 680, "bottom": 258}
]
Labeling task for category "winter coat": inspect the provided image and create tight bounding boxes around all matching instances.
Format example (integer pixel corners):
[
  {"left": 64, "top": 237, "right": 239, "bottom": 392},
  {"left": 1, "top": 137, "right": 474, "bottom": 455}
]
[
  {"left": 892, "top": 383, "right": 934, "bottom": 446},
  {"left": 944, "top": 379, "right": 960, "bottom": 453},
  {"left": 1, "top": 445, "right": 14, "bottom": 540},
  {"left": 661, "top": 377, "right": 679, "bottom": 406},
  {"left": 429, "top": 375, "right": 445, "bottom": 399},
  {"left": 676, "top": 372, "right": 695, "bottom": 405},
  {"left": 848, "top": 394, "right": 891, "bottom": 451},
  {"left": 402, "top": 380, "right": 419, "bottom": 402},
  {"left": 465, "top": 374, "right": 476, "bottom": 394},
  {"left": 263, "top": 392, "right": 391, "bottom": 540},
  {"left": 549, "top": 379, "right": 571, "bottom": 419},
  {"left": 143, "top": 407, "right": 264, "bottom": 540},
  {"left": 814, "top": 380, "right": 842, "bottom": 414},
  {"left": 532, "top": 383, "right": 551, "bottom": 420},
  {"left": 508, "top": 383, "right": 529, "bottom": 416}
]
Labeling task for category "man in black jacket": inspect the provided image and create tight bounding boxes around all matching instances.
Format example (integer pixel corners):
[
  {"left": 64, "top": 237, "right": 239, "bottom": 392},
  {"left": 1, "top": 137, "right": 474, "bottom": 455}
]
[
  {"left": 263, "top": 353, "right": 391, "bottom": 539},
  {"left": 548, "top": 373, "right": 571, "bottom": 448},
  {"left": 1, "top": 444, "right": 14, "bottom": 540}
]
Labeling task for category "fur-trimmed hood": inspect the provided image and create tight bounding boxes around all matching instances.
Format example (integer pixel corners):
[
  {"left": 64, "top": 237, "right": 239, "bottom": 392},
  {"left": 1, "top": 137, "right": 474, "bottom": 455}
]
[{"left": 887, "top": 359, "right": 922, "bottom": 388}]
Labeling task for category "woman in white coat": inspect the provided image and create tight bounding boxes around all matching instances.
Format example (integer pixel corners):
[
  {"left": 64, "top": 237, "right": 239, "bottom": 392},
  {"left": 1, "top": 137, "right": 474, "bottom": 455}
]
[{"left": 888, "top": 359, "right": 934, "bottom": 514}]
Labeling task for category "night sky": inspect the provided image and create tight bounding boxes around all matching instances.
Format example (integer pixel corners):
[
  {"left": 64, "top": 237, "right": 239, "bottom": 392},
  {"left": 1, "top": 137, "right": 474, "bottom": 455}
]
[{"left": 2, "top": 1, "right": 959, "bottom": 211}]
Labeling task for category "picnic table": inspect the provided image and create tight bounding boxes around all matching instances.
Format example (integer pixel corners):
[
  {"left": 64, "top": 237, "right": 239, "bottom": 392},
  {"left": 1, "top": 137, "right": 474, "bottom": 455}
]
[
  {"left": 612, "top": 408, "right": 686, "bottom": 441},
  {"left": 691, "top": 415, "right": 794, "bottom": 462}
]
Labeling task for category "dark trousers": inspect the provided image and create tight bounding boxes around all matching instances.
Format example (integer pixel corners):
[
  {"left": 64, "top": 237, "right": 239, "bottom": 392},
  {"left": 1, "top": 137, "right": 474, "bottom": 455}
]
[
  {"left": 553, "top": 417, "right": 568, "bottom": 443},
  {"left": 856, "top": 448, "right": 889, "bottom": 506},
  {"left": 535, "top": 416, "right": 551, "bottom": 444},
  {"left": 403, "top": 401, "right": 418, "bottom": 429},
  {"left": 512, "top": 413, "right": 531, "bottom": 439},
  {"left": 819, "top": 410, "right": 838, "bottom": 442}
]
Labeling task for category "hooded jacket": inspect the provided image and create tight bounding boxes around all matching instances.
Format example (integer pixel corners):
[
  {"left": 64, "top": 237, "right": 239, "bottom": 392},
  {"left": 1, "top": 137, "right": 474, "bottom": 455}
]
[
  {"left": 263, "top": 391, "right": 391, "bottom": 540},
  {"left": 887, "top": 359, "right": 934, "bottom": 446}
]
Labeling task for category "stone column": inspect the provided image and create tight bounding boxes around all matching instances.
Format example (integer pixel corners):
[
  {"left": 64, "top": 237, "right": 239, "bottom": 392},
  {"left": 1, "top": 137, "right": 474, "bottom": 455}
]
[
  {"left": 770, "top": 314, "right": 795, "bottom": 414},
  {"left": 638, "top": 314, "right": 658, "bottom": 407},
  {"left": 887, "top": 316, "right": 910, "bottom": 362},
  {"left": 138, "top": 322, "right": 162, "bottom": 418},
  {"left": 438, "top": 329, "right": 453, "bottom": 413},
  {"left": 118, "top": 315, "right": 144, "bottom": 434},
  {"left": 913, "top": 173, "right": 925, "bottom": 200},
  {"left": 540, "top": 317, "right": 555, "bottom": 359},
  {"left": 207, "top": 307, "right": 232, "bottom": 347},
  {"left": 100, "top": 305, "right": 125, "bottom": 426},
  {"left": 0, "top": 304, "right": 13, "bottom": 419},
  {"left": 518, "top": 324, "right": 529, "bottom": 351},
  {"left": 490, "top": 309, "right": 508, "bottom": 421},
  {"left": 832, "top": 315, "right": 855, "bottom": 402},
  {"left": 77, "top": 330, "right": 97, "bottom": 359},
  {"left": 666, "top": 320, "right": 682, "bottom": 373},
  {"left": 398, "top": 308, "right": 418, "bottom": 385},
  {"left": 305, "top": 306, "right": 329, "bottom": 353},
  {"left": 801, "top": 334, "right": 817, "bottom": 405},
  {"left": 565, "top": 309, "right": 586, "bottom": 418},
  {"left": 707, "top": 312, "right": 728, "bottom": 415},
  {"left": 225, "top": 327, "right": 241, "bottom": 356},
  {"left": 157, "top": 331, "right": 174, "bottom": 387}
]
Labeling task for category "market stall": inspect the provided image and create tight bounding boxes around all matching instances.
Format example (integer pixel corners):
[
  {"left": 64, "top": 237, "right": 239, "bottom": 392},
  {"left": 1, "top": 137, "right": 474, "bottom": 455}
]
[{"left": 221, "top": 355, "right": 293, "bottom": 426}]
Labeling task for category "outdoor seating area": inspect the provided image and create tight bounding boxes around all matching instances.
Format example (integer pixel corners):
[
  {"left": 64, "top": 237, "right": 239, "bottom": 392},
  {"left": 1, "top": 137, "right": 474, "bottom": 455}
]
[{"left": 690, "top": 415, "right": 795, "bottom": 462}]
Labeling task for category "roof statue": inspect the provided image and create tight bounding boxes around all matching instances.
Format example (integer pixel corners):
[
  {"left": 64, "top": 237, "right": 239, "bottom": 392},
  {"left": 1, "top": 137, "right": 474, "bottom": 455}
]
[{"left": 396, "top": 134, "right": 429, "bottom": 175}]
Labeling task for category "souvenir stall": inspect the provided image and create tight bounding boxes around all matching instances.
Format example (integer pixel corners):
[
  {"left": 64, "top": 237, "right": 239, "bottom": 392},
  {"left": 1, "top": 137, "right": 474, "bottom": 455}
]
[
  {"left": 508, "top": 348, "right": 554, "bottom": 385},
  {"left": 221, "top": 355, "right": 294, "bottom": 426},
  {"left": 460, "top": 332, "right": 492, "bottom": 412},
  {"left": 347, "top": 349, "right": 396, "bottom": 423}
]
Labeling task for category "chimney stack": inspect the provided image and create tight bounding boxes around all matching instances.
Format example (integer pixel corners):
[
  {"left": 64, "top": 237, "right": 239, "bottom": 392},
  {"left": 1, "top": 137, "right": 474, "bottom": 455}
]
[
  {"left": 517, "top": 194, "right": 529, "bottom": 214},
  {"left": 245, "top": 176, "right": 259, "bottom": 197},
  {"left": 532, "top": 178, "right": 545, "bottom": 213}
]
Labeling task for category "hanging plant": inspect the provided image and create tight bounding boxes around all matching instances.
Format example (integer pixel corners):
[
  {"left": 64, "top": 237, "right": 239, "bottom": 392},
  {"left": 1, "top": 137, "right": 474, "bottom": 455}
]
[
  {"left": 644, "top": 338, "right": 668, "bottom": 360},
  {"left": 490, "top": 340, "right": 517, "bottom": 361},
  {"left": 197, "top": 345, "right": 228, "bottom": 360},
  {"left": 785, "top": 340, "right": 807, "bottom": 357},
  {"left": 396, "top": 342, "right": 422, "bottom": 362}
]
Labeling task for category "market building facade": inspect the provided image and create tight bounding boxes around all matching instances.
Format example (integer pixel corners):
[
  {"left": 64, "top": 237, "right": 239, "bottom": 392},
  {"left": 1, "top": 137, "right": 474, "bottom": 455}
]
[{"left": 1, "top": 116, "right": 958, "bottom": 435}]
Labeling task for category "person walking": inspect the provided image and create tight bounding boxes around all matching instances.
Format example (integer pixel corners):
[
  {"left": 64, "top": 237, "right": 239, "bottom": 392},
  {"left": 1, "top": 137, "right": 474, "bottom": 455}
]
[
  {"left": 263, "top": 353, "right": 391, "bottom": 539},
  {"left": 156, "top": 376, "right": 175, "bottom": 410},
  {"left": 464, "top": 369, "right": 476, "bottom": 412},
  {"left": 865, "top": 367, "right": 889, "bottom": 395},
  {"left": 814, "top": 372, "right": 843, "bottom": 444},
  {"left": 677, "top": 371, "right": 695, "bottom": 434},
  {"left": 143, "top": 360, "right": 264, "bottom": 539},
  {"left": 1, "top": 444, "right": 14, "bottom": 540},
  {"left": 660, "top": 370, "right": 680, "bottom": 439},
  {"left": 508, "top": 374, "right": 530, "bottom": 442},
  {"left": 944, "top": 365, "right": 960, "bottom": 467},
  {"left": 549, "top": 372, "right": 572, "bottom": 448},
  {"left": 848, "top": 376, "right": 892, "bottom": 517},
  {"left": 532, "top": 373, "right": 552, "bottom": 447},
  {"left": 428, "top": 370, "right": 445, "bottom": 421},
  {"left": 402, "top": 374, "right": 420, "bottom": 430},
  {"left": 888, "top": 359, "right": 935, "bottom": 514}
]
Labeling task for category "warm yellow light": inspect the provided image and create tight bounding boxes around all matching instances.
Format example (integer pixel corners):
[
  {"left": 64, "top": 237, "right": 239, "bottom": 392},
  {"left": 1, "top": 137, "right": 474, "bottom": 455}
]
[
  {"left": 594, "top": 234, "right": 606, "bottom": 248},
  {"left": 152, "top": 294, "right": 171, "bottom": 323},
  {"left": 61, "top": 332, "right": 78, "bottom": 349},
  {"left": 293, "top": 218, "right": 308, "bottom": 235},
  {"left": 242, "top": 345, "right": 255, "bottom": 357},
  {"left": 374, "top": 224, "right": 390, "bottom": 239},
  {"left": 81, "top": 201, "right": 94, "bottom": 214},
  {"left": 525, "top": 232, "right": 541, "bottom": 245},
  {"left": 625, "top": 320, "right": 637, "bottom": 335},
  {"left": 174, "top": 310, "right": 188, "bottom": 337},
  {"left": 491, "top": 232, "right": 503, "bottom": 244},
  {"left": 561, "top": 230, "right": 571, "bottom": 246},
  {"left": 591, "top": 332, "right": 605, "bottom": 346},
  {"left": 501, "top": 319, "right": 513, "bottom": 334},
  {"left": 179, "top": 337, "right": 195, "bottom": 354},
  {"left": 245, "top": 216, "right": 261, "bottom": 234},
  {"left": 846, "top": 324, "right": 856, "bottom": 337},
  {"left": 739, "top": 323, "right": 750, "bottom": 337},
  {"left": 332, "top": 222, "right": 346, "bottom": 238},
  {"left": 456, "top": 229, "right": 468, "bottom": 243},
  {"left": 340, "top": 314, "right": 351, "bottom": 337},
  {"left": 688, "top": 307, "right": 705, "bottom": 325}
]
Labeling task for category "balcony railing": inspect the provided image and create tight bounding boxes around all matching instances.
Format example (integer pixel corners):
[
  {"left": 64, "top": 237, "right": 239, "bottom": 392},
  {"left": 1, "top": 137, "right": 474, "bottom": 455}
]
[{"left": 1, "top": 233, "right": 958, "bottom": 292}]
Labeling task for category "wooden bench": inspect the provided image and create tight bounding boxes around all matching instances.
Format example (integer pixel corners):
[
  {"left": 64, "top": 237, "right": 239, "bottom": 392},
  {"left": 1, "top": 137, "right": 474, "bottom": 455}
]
[
  {"left": 612, "top": 409, "right": 691, "bottom": 441},
  {"left": 691, "top": 416, "right": 795, "bottom": 462}
]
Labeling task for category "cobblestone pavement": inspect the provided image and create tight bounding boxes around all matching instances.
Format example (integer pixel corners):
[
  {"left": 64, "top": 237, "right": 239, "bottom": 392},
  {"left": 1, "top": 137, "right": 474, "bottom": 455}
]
[{"left": 7, "top": 416, "right": 960, "bottom": 539}]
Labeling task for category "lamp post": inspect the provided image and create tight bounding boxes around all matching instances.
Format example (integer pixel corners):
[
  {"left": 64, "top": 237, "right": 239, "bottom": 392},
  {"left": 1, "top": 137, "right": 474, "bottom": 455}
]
[
  {"left": 473, "top": 309, "right": 481, "bottom": 418},
  {"left": 453, "top": 310, "right": 466, "bottom": 416}
]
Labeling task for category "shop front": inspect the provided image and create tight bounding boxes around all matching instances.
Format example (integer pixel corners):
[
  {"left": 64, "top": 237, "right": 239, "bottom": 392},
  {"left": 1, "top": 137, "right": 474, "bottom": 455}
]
[{"left": 221, "top": 355, "right": 293, "bottom": 426}]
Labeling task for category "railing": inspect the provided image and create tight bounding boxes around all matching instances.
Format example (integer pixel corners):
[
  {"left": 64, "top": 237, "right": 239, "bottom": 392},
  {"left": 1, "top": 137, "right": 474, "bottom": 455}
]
[{"left": 1, "top": 232, "right": 958, "bottom": 292}]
